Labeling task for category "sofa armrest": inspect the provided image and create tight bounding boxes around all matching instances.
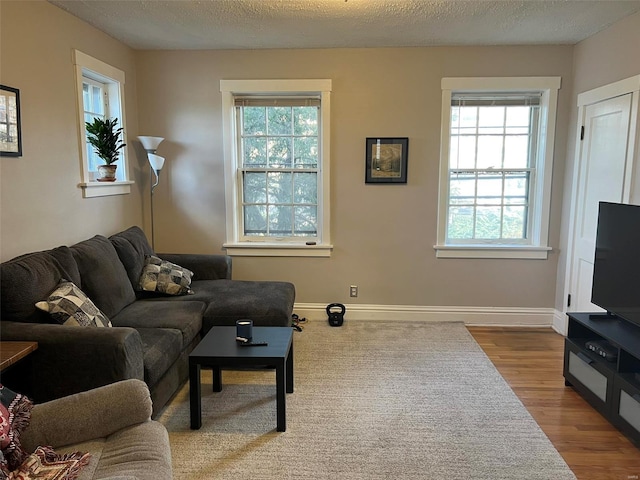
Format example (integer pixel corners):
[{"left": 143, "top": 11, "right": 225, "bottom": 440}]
[
  {"left": 0, "top": 321, "right": 144, "bottom": 403},
  {"left": 158, "top": 253, "right": 232, "bottom": 280},
  {"left": 21, "top": 379, "right": 152, "bottom": 451}
]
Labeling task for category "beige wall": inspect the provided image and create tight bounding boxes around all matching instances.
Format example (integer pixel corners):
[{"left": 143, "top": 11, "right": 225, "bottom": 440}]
[
  {"left": 0, "top": 1, "right": 143, "bottom": 261},
  {"left": 137, "top": 46, "right": 574, "bottom": 307},
  {"left": 555, "top": 11, "right": 640, "bottom": 313}
]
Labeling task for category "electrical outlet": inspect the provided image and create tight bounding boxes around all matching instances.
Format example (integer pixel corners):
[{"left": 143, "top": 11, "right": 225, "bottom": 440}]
[{"left": 350, "top": 285, "right": 358, "bottom": 297}]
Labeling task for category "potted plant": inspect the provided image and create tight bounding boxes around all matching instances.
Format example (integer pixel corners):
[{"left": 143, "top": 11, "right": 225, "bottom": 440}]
[{"left": 85, "top": 117, "right": 126, "bottom": 182}]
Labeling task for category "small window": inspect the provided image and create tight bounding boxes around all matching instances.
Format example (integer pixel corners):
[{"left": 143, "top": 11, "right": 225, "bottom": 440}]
[
  {"left": 436, "top": 77, "right": 561, "bottom": 259},
  {"left": 73, "top": 50, "right": 132, "bottom": 198},
  {"left": 220, "top": 80, "right": 332, "bottom": 257}
]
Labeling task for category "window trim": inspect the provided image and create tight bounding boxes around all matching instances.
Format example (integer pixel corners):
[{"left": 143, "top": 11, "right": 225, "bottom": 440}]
[
  {"left": 220, "top": 79, "right": 333, "bottom": 257},
  {"left": 435, "top": 77, "right": 561, "bottom": 259},
  {"left": 73, "top": 50, "right": 131, "bottom": 198}
]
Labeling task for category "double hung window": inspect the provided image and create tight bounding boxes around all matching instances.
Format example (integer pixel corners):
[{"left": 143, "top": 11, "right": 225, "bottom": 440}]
[
  {"left": 73, "top": 50, "right": 131, "bottom": 197},
  {"left": 436, "top": 77, "right": 561, "bottom": 259},
  {"left": 221, "top": 80, "right": 332, "bottom": 257}
]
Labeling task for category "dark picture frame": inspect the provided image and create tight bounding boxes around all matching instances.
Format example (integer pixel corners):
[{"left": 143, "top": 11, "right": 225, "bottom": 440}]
[
  {"left": 0, "top": 84, "right": 22, "bottom": 157},
  {"left": 365, "top": 137, "right": 408, "bottom": 184}
]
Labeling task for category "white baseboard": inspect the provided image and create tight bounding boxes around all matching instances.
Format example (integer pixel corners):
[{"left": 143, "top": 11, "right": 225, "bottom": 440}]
[{"left": 294, "top": 303, "right": 564, "bottom": 328}]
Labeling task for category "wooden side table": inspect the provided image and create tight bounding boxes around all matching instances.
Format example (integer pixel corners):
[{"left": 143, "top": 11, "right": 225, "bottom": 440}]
[{"left": 0, "top": 341, "right": 38, "bottom": 373}]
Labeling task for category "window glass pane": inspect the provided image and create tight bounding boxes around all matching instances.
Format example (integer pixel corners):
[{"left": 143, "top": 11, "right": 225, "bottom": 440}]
[
  {"left": 92, "top": 86, "right": 103, "bottom": 115},
  {"left": 449, "top": 136, "right": 476, "bottom": 169},
  {"left": 448, "top": 206, "right": 474, "bottom": 239},
  {"left": 504, "top": 174, "right": 528, "bottom": 204},
  {"left": 245, "top": 205, "right": 267, "bottom": 236},
  {"left": 293, "top": 137, "right": 318, "bottom": 168},
  {"left": 243, "top": 137, "right": 267, "bottom": 167},
  {"left": 268, "top": 205, "right": 292, "bottom": 236},
  {"left": 267, "top": 107, "right": 292, "bottom": 136},
  {"left": 244, "top": 172, "right": 267, "bottom": 203},
  {"left": 294, "top": 206, "right": 317, "bottom": 236},
  {"left": 294, "top": 172, "right": 317, "bottom": 204},
  {"left": 504, "top": 135, "right": 529, "bottom": 168},
  {"left": 506, "top": 106, "right": 530, "bottom": 127},
  {"left": 267, "top": 172, "right": 292, "bottom": 204},
  {"left": 503, "top": 206, "right": 527, "bottom": 239},
  {"left": 293, "top": 107, "right": 317, "bottom": 136},
  {"left": 83, "top": 84, "right": 90, "bottom": 111},
  {"left": 476, "top": 175, "right": 503, "bottom": 205},
  {"left": 268, "top": 137, "right": 292, "bottom": 167},
  {"left": 244, "top": 107, "right": 266, "bottom": 135},
  {"left": 475, "top": 206, "right": 502, "bottom": 239},
  {"left": 459, "top": 106, "right": 478, "bottom": 129},
  {"left": 476, "top": 136, "right": 503, "bottom": 169},
  {"left": 449, "top": 173, "right": 476, "bottom": 203}
]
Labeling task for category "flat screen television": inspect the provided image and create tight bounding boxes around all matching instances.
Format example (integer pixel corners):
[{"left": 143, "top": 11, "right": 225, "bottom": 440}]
[{"left": 591, "top": 201, "right": 640, "bottom": 326}]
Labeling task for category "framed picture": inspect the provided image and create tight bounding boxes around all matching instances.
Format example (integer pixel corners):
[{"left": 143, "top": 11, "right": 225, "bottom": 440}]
[
  {"left": 365, "top": 137, "right": 408, "bottom": 184},
  {"left": 0, "top": 85, "right": 22, "bottom": 157}
]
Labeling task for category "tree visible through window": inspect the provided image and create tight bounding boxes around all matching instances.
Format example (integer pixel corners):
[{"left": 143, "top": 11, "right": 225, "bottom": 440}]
[
  {"left": 436, "top": 77, "right": 560, "bottom": 259},
  {"left": 238, "top": 102, "right": 319, "bottom": 238},
  {"left": 447, "top": 94, "right": 539, "bottom": 243}
]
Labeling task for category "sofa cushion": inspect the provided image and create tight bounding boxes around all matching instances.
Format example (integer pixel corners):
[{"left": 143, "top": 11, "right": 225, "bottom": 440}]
[
  {"left": 136, "top": 328, "right": 183, "bottom": 387},
  {"left": 0, "top": 247, "right": 80, "bottom": 324},
  {"left": 196, "top": 280, "right": 295, "bottom": 332},
  {"left": 36, "top": 280, "right": 112, "bottom": 328},
  {"left": 139, "top": 255, "right": 194, "bottom": 296},
  {"left": 70, "top": 235, "right": 136, "bottom": 319},
  {"left": 109, "top": 226, "right": 155, "bottom": 292},
  {"left": 110, "top": 301, "right": 203, "bottom": 349}
]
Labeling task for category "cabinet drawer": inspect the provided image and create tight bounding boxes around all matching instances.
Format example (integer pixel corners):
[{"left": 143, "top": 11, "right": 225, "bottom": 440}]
[
  {"left": 564, "top": 339, "right": 614, "bottom": 410},
  {"left": 612, "top": 375, "right": 640, "bottom": 443}
]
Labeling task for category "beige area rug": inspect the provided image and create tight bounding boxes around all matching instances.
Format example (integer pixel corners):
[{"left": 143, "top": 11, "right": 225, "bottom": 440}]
[{"left": 158, "top": 321, "right": 576, "bottom": 479}]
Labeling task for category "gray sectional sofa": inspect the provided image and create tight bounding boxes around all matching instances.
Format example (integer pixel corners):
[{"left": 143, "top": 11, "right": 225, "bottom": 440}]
[{"left": 0, "top": 226, "right": 295, "bottom": 415}]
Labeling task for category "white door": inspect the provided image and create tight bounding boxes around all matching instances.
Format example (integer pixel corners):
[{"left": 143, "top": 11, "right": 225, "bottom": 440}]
[{"left": 568, "top": 93, "right": 633, "bottom": 312}]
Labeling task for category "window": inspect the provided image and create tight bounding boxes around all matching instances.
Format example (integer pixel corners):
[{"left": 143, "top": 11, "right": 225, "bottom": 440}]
[
  {"left": 436, "top": 77, "right": 561, "bottom": 259},
  {"left": 220, "top": 80, "right": 332, "bottom": 257},
  {"left": 73, "top": 50, "right": 132, "bottom": 198}
]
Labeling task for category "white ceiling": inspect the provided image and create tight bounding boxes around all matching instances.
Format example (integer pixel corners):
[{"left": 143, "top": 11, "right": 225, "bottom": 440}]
[{"left": 49, "top": 0, "right": 640, "bottom": 50}]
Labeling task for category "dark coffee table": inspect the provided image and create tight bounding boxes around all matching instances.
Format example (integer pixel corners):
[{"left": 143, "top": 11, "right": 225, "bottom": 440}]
[{"left": 189, "top": 326, "right": 294, "bottom": 432}]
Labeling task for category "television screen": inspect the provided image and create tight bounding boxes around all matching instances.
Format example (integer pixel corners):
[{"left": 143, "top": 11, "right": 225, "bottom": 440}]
[{"left": 591, "top": 202, "right": 640, "bottom": 326}]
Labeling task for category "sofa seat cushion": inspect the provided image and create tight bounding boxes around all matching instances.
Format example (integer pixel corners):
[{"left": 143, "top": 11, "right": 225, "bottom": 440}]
[
  {"left": 189, "top": 279, "right": 295, "bottom": 332},
  {"left": 136, "top": 328, "right": 182, "bottom": 387},
  {"left": 110, "top": 301, "right": 204, "bottom": 349},
  {"left": 70, "top": 235, "right": 136, "bottom": 319},
  {"left": 1, "top": 246, "right": 80, "bottom": 324}
]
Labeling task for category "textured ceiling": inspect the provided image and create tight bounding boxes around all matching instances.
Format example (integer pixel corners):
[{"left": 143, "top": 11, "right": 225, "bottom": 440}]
[{"left": 49, "top": 0, "right": 640, "bottom": 50}]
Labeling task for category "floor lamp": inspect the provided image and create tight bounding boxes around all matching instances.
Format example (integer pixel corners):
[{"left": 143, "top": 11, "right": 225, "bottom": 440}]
[{"left": 138, "top": 136, "right": 165, "bottom": 249}]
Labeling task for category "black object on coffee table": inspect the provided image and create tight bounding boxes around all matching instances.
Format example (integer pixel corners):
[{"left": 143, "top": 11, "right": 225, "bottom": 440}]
[{"left": 189, "top": 326, "right": 294, "bottom": 432}]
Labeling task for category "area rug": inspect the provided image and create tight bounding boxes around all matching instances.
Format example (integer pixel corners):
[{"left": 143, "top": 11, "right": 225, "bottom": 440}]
[{"left": 158, "top": 321, "right": 576, "bottom": 479}]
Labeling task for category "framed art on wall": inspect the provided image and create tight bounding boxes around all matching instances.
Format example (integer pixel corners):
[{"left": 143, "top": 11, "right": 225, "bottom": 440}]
[
  {"left": 365, "top": 137, "right": 408, "bottom": 184},
  {"left": 0, "top": 85, "right": 22, "bottom": 157}
]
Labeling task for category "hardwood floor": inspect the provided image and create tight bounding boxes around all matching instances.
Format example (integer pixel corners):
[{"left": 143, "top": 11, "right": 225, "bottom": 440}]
[{"left": 467, "top": 327, "right": 640, "bottom": 480}]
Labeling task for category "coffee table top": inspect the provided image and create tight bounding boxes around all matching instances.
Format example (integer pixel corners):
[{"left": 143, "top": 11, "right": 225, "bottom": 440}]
[{"left": 190, "top": 326, "right": 293, "bottom": 363}]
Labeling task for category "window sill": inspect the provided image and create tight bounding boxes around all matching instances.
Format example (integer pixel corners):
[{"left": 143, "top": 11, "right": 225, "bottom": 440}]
[
  {"left": 79, "top": 181, "right": 134, "bottom": 198},
  {"left": 434, "top": 244, "right": 551, "bottom": 259},
  {"left": 223, "top": 242, "right": 333, "bottom": 257}
]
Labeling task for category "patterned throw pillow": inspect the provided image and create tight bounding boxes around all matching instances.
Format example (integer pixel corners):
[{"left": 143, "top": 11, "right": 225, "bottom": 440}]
[
  {"left": 35, "top": 280, "right": 112, "bottom": 327},
  {"left": 0, "top": 384, "right": 33, "bottom": 471},
  {"left": 139, "top": 255, "right": 194, "bottom": 296}
]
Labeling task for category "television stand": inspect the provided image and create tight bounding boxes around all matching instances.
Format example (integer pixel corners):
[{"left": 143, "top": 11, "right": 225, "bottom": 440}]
[{"left": 564, "top": 312, "right": 640, "bottom": 445}]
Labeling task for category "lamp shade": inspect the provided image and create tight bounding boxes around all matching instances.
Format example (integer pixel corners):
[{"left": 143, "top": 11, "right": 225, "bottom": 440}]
[
  {"left": 148, "top": 153, "right": 165, "bottom": 171},
  {"left": 138, "top": 136, "right": 164, "bottom": 152}
]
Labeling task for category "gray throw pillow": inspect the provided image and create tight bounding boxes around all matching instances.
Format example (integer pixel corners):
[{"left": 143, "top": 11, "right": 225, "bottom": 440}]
[
  {"left": 139, "top": 255, "right": 194, "bottom": 296},
  {"left": 35, "top": 280, "right": 112, "bottom": 327}
]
